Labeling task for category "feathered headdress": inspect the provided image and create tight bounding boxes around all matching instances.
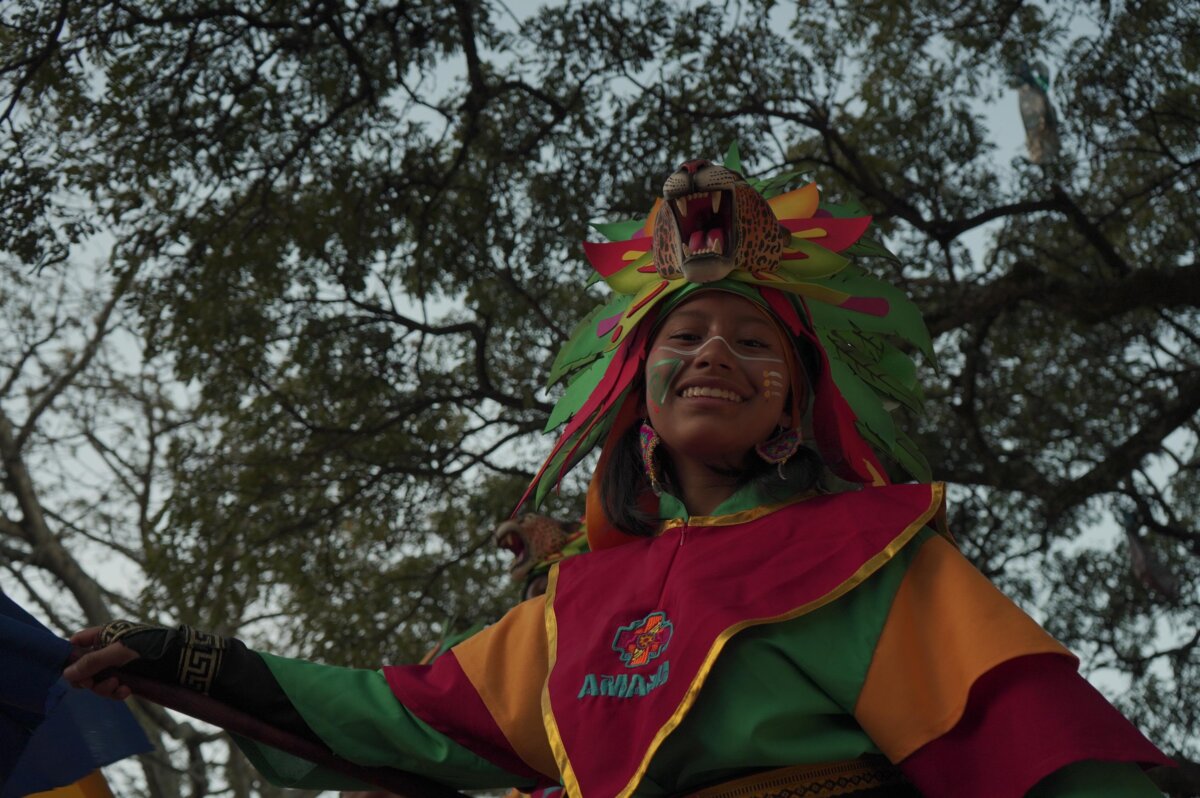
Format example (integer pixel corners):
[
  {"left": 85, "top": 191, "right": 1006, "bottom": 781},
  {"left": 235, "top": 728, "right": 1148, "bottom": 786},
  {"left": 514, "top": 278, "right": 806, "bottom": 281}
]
[{"left": 519, "top": 145, "right": 933, "bottom": 529}]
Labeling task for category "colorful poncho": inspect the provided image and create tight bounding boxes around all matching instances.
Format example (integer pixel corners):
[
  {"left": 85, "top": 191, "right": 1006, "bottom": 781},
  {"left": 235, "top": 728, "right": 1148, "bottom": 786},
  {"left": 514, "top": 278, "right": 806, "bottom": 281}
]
[{"left": 230, "top": 483, "right": 1169, "bottom": 797}]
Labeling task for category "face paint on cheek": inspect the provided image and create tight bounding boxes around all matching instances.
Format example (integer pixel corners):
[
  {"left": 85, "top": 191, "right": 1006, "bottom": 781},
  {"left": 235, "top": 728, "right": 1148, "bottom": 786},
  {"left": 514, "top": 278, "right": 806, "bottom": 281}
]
[
  {"left": 762, "top": 369, "right": 785, "bottom": 399},
  {"left": 647, "top": 357, "right": 684, "bottom": 413}
]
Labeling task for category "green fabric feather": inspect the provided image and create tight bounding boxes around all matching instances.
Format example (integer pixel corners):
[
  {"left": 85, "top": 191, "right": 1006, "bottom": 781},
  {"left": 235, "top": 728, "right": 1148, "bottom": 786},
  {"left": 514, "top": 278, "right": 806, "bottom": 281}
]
[
  {"left": 534, "top": 395, "right": 625, "bottom": 506},
  {"left": 820, "top": 198, "right": 869, "bottom": 218},
  {"left": 808, "top": 265, "right": 935, "bottom": 363},
  {"left": 855, "top": 422, "right": 931, "bottom": 484},
  {"left": 890, "top": 427, "right": 932, "bottom": 483},
  {"left": 845, "top": 236, "right": 902, "bottom": 263},
  {"left": 544, "top": 353, "right": 612, "bottom": 432},
  {"left": 823, "top": 328, "right": 924, "bottom": 415},
  {"left": 547, "top": 295, "right": 631, "bottom": 386},
  {"left": 747, "top": 170, "right": 807, "bottom": 200},
  {"left": 775, "top": 243, "right": 850, "bottom": 279},
  {"left": 591, "top": 218, "right": 645, "bottom": 242},
  {"left": 723, "top": 142, "right": 742, "bottom": 173},
  {"left": 827, "top": 358, "right": 899, "bottom": 457},
  {"left": 724, "top": 143, "right": 807, "bottom": 198}
]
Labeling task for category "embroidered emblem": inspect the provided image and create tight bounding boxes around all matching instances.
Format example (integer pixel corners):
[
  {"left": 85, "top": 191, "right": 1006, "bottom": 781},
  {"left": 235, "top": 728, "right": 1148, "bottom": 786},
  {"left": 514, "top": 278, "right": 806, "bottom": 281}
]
[{"left": 612, "top": 611, "right": 673, "bottom": 668}]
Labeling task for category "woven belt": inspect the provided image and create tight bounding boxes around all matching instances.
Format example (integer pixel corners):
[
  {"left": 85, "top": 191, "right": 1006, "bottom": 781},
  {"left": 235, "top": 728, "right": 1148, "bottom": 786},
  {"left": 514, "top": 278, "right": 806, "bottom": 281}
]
[{"left": 684, "top": 756, "right": 911, "bottom": 798}]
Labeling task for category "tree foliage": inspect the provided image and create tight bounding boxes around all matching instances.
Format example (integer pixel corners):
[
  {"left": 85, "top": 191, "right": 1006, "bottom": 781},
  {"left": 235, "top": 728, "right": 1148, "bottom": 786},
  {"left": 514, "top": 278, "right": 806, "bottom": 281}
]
[{"left": 1, "top": 0, "right": 1197, "bottom": 794}]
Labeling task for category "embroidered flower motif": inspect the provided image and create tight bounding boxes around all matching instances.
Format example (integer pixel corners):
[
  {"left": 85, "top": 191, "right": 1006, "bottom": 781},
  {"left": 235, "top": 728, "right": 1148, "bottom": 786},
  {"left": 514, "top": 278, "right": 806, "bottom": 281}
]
[{"left": 611, "top": 611, "right": 673, "bottom": 668}]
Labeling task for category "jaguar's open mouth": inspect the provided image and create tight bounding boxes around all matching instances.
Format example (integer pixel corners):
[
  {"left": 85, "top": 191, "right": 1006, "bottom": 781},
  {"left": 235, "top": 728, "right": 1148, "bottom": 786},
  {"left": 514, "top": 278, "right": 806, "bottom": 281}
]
[
  {"left": 668, "top": 189, "right": 735, "bottom": 260},
  {"left": 493, "top": 520, "right": 530, "bottom": 576}
]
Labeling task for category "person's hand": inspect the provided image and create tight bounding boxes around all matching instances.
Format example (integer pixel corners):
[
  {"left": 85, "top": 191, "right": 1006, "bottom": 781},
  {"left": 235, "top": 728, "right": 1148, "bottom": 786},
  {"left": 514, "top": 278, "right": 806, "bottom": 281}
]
[{"left": 64, "top": 625, "right": 141, "bottom": 700}]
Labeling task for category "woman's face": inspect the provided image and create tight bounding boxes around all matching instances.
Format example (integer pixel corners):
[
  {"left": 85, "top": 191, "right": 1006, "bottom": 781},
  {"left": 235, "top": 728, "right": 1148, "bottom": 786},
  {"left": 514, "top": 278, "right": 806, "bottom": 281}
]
[{"left": 644, "top": 292, "right": 792, "bottom": 470}]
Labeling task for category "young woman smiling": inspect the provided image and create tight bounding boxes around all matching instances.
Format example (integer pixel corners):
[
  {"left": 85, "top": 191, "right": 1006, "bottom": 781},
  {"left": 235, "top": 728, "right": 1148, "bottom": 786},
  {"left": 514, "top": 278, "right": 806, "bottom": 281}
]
[
  {"left": 643, "top": 293, "right": 797, "bottom": 507},
  {"left": 65, "top": 158, "right": 1171, "bottom": 798}
]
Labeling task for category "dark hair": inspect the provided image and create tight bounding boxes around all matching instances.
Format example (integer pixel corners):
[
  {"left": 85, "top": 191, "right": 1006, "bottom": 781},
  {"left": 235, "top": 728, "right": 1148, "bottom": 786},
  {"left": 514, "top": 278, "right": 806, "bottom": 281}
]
[{"left": 601, "top": 419, "right": 824, "bottom": 537}]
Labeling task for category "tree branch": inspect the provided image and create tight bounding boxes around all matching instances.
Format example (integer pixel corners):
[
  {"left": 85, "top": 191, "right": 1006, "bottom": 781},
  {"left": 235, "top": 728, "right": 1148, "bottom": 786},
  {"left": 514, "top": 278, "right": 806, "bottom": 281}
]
[
  {"left": 0, "top": 0, "right": 68, "bottom": 126},
  {"left": 0, "top": 407, "right": 111, "bottom": 622},
  {"left": 17, "top": 270, "right": 132, "bottom": 450},
  {"left": 925, "top": 261, "right": 1200, "bottom": 336},
  {"left": 1046, "top": 368, "right": 1200, "bottom": 520}
]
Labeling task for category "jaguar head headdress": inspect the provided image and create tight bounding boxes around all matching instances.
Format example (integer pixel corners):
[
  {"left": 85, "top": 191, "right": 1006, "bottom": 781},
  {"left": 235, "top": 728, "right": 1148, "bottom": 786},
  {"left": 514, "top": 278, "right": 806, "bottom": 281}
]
[
  {"left": 653, "top": 159, "right": 792, "bottom": 283},
  {"left": 519, "top": 145, "right": 934, "bottom": 548}
]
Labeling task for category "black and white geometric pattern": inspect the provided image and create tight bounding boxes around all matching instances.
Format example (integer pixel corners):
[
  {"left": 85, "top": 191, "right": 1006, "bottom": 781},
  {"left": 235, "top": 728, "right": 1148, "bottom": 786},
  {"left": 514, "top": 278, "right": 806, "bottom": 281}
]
[{"left": 176, "top": 626, "right": 227, "bottom": 695}]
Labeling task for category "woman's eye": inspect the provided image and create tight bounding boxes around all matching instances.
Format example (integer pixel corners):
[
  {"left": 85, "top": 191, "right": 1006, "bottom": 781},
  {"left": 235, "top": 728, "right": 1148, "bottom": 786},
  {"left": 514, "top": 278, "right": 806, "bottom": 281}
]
[
  {"left": 669, "top": 332, "right": 701, "bottom": 342},
  {"left": 739, "top": 338, "right": 768, "bottom": 349}
]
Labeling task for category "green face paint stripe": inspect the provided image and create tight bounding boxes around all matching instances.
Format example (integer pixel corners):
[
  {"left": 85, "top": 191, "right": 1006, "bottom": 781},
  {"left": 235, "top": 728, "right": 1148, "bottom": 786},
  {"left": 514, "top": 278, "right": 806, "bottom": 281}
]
[{"left": 647, "top": 357, "right": 683, "bottom": 411}]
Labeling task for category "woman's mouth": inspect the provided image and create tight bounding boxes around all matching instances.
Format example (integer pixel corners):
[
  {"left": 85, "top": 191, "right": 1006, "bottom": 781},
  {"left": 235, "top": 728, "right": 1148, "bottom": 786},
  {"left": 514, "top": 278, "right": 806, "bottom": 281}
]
[{"left": 679, "top": 386, "right": 744, "bottom": 402}]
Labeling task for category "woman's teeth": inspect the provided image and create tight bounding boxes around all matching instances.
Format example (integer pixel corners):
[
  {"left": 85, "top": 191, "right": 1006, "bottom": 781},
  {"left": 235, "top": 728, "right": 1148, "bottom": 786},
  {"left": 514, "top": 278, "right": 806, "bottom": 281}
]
[{"left": 680, "top": 386, "right": 743, "bottom": 402}]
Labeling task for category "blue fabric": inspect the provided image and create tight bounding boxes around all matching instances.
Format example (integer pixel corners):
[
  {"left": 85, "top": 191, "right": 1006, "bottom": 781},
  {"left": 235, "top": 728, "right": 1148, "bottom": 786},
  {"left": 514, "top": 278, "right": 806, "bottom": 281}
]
[
  {"left": 0, "top": 591, "right": 70, "bottom": 714},
  {"left": 0, "top": 590, "right": 151, "bottom": 797}
]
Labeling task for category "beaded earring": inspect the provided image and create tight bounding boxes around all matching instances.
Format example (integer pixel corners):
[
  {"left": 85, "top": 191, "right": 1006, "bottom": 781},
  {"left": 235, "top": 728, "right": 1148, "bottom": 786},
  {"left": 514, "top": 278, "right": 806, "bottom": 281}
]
[
  {"left": 639, "top": 420, "right": 664, "bottom": 495},
  {"left": 755, "top": 427, "right": 802, "bottom": 478}
]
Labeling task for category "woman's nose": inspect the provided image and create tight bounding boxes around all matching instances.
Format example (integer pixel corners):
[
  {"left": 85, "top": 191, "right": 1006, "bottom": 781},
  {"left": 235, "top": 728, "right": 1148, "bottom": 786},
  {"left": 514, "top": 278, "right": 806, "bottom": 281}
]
[{"left": 692, "top": 337, "right": 737, "bottom": 370}]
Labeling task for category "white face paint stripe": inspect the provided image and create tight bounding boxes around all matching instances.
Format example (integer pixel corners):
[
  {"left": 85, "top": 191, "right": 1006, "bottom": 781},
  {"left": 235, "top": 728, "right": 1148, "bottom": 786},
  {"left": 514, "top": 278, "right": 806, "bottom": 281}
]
[{"left": 656, "top": 336, "right": 785, "bottom": 364}]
